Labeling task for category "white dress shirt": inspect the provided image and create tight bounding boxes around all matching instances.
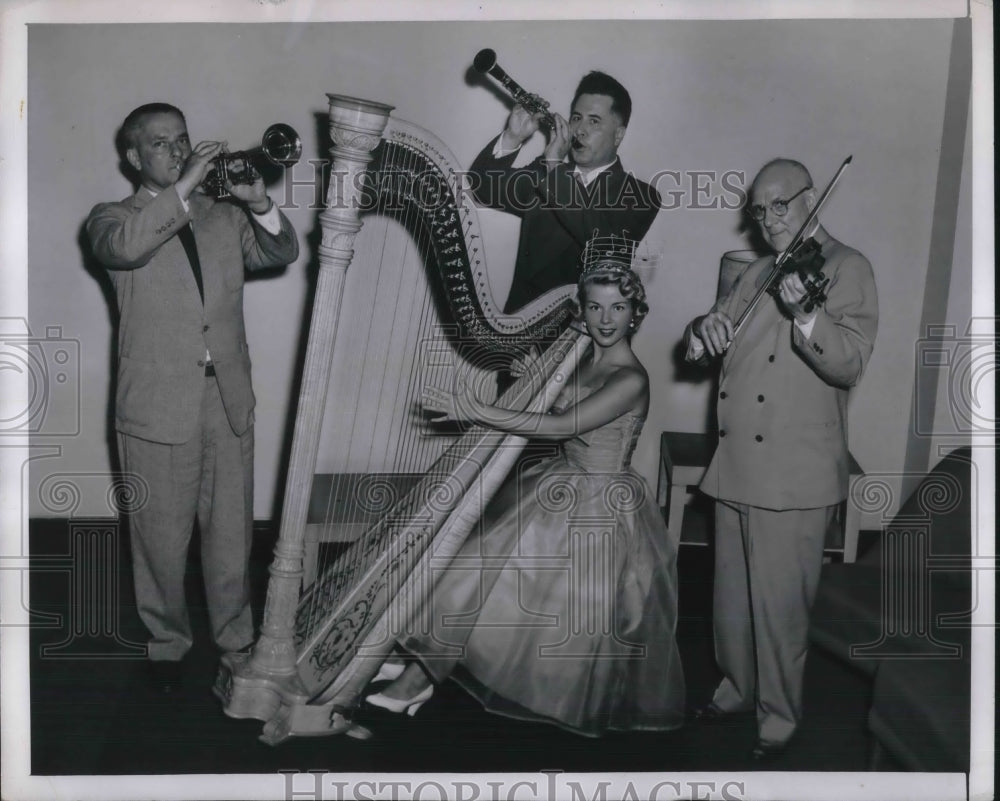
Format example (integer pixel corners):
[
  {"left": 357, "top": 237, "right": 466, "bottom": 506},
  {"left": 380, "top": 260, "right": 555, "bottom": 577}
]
[{"left": 491, "top": 133, "right": 615, "bottom": 186}]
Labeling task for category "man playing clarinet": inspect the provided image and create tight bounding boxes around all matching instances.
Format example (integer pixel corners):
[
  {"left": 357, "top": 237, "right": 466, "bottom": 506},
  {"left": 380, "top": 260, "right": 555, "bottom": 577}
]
[{"left": 469, "top": 70, "right": 661, "bottom": 314}]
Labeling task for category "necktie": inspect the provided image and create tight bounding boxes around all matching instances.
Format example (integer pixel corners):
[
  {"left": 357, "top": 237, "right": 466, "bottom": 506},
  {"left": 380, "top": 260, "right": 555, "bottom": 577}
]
[{"left": 177, "top": 223, "right": 204, "bottom": 302}]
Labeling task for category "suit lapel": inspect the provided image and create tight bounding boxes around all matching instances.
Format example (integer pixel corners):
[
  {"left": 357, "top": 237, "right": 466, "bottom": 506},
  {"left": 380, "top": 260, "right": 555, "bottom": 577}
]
[{"left": 133, "top": 185, "right": 205, "bottom": 304}]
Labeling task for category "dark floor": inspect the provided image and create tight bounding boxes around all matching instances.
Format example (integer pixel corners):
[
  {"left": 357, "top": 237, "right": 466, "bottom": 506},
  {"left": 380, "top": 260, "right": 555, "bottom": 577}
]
[{"left": 28, "top": 517, "right": 885, "bottom": 776}]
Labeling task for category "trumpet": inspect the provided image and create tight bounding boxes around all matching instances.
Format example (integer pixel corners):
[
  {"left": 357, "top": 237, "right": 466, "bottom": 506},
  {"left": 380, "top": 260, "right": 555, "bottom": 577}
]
[
  {"left": 202, "top": 123, "right": 302, "bottom": 199},
  {"left": 473, "top": 48, "right": 555, "bottom": 128}
]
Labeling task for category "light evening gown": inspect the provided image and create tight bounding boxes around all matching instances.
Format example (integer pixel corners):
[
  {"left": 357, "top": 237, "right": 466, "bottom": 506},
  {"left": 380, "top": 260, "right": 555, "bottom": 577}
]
[{"left": 400, "top": 380, "right": 686, "bottom": 736}]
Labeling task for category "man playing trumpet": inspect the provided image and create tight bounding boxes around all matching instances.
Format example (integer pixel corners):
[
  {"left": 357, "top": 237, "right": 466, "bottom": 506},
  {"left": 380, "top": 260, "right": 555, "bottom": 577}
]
[
  {"left": 469, "top": 70, "right": 661, "bottom": 314},
  {"left": 86, "top": 103, "right": 299, "bottom": 693}
]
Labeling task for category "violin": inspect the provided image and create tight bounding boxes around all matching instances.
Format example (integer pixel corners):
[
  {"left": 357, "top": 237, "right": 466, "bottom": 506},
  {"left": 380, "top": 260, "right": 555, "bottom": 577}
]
[
  {"left": 730, "top": 156, "right": 852, "bottom": 338},
  {"left": 764, "top": 236, "right": 830, "bottom": 314}
]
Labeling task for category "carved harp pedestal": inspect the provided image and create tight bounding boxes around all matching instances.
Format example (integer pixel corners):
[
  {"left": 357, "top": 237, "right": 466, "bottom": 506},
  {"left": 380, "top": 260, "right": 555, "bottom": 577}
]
[{"left": 214, "top": 95, "right": 588, "bottom": 744}]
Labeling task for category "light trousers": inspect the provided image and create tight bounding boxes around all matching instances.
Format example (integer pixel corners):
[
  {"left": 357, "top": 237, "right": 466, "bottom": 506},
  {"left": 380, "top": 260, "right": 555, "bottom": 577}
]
[
  {"left": 118, "top": 375, "right": 254, "bottom": 661},
  {"left": 710, "top": 499, "right": 835, "bottom": 744}
]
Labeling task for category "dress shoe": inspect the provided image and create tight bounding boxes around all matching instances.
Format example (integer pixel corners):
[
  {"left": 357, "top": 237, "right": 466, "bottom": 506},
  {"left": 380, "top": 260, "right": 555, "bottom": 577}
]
[
  {"left": 365, "top": 684, "right": 433, "bottom": 716},
  {"left": 750, "top": 738, "right": 789, "bottom": 763},
  {"left": 149, "top": 659, "right": 182, "bottom": 694}
]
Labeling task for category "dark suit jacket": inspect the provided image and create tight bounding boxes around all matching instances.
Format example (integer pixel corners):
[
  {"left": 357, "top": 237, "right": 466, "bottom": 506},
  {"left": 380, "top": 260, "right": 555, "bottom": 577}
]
[
  {"left": 696, "top": 227, "right": 878, "bottom": 510},
  {"left": 87, "top": 185, "right": 299, "bottom": 444},
  {"left": 470, "top": 136, "right": 661, "bottom": 313}
]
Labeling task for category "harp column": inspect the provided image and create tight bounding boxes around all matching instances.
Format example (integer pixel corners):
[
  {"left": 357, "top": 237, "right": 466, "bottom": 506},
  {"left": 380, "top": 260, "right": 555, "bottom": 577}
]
[{"left": 235, "top": 97, "right": 394, "bottom": 686}]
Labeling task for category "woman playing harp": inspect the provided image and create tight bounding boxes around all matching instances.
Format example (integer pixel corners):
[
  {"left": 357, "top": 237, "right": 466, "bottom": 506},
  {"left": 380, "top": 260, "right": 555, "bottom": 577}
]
[
  {"left": 365, "top": 244, "right": 686, "bottom": 736},
  {"left": 217, "top": 98, "right": 662, "bottom": 744}
]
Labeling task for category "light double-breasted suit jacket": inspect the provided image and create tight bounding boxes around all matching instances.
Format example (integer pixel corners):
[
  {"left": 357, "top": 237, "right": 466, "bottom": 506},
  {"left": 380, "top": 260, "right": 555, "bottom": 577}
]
[
  {"left": 697, "top": 227, "right": 878, "bottom": 511},
  {"left": 87, "top": 185, "right": 299, "bottom": 445}
]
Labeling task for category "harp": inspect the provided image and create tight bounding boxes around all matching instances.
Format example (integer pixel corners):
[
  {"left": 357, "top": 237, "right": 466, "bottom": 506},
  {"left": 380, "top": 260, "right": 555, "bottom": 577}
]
[{"left": 213, "top": 95, "right": 588, "bottom": 744}]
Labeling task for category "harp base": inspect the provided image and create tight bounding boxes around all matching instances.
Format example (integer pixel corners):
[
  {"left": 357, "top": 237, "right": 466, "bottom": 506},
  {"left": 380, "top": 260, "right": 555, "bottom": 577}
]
[{"left": 214, "top": 650, "right": 372, "bottom": 745}]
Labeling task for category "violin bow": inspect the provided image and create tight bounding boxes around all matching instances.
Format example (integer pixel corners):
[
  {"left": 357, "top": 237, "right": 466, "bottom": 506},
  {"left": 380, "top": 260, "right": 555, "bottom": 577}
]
[{"left": 730, "top": 155, "right": 853, "bottom": 338}]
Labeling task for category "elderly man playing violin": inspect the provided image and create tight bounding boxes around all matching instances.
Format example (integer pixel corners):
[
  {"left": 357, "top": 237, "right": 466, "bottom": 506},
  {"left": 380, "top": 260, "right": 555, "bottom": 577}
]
[{"left": 683, "top": 157, "right": 878, "bottom": 763}]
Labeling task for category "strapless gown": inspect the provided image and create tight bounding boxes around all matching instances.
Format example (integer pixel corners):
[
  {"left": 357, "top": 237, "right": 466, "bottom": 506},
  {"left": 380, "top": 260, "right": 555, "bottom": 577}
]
[{"left": 400, "top": 385, "right": 686, "bottom": 736}]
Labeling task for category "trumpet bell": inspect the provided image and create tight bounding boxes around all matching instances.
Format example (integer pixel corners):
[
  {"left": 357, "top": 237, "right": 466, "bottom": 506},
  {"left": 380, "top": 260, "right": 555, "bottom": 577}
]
[
  {"left": 203, "top": 122, "right": 302, "bottom": 199},
  {"left": 260, "top": 123, "right": 302, "bottom": 166}
]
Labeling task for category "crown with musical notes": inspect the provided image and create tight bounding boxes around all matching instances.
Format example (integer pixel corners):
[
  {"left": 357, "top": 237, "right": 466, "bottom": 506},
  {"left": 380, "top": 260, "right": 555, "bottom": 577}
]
[{"left": 580, "top": 233, "right": 640, "bottom": 278}]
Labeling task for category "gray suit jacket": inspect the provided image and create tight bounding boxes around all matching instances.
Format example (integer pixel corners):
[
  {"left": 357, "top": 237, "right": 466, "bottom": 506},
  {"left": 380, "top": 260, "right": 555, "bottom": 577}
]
[
  {"left": 694, "top": 227, "right": 878, "bottom": 510},
  {"left": 87, "top": 185, "right": 299, "bottom": 444}
]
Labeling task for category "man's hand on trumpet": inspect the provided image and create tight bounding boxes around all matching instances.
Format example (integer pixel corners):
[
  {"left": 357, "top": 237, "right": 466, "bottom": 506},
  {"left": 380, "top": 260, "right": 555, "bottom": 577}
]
[
  {"left": 176, "top": 139, "right": 270, "bottom": 213},
  {"left": 174, "top": 140, "right": 226, "bottom": 201},
  {"left": 226, "top": 168, "right": 270, "bottom": 214}
]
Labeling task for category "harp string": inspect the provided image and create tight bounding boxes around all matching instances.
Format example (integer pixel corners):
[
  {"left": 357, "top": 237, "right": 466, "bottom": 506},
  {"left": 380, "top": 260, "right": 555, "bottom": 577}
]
[
  {"left": 292, "top": 326, "right": 586, "bottom": 687},
  {"left": 389, "top": 141, "right": 436, "bottom": 487},
  {"left": 395, "top": 141, "right": 431, "bottom": 474},
  {"left": 308, "top": 138, "right": 463, "bottom": 629},
  {"left": 310, "top": 179, "right": 394, "bottom": 617},
  {"left": 333, "top": 208, "right": 396, "bottom": 588},
  {"left": 299, "top": 117, "right": 579, "bottom": 663}
]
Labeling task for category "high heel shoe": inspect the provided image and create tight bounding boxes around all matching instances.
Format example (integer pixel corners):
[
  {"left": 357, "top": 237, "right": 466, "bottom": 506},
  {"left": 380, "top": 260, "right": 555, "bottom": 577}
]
[
  {"left": 371, "top": 661, "right": 405, "bottom": 684},
  {"left": 364, "top": 684, "right": 433, "bottom": 716}
]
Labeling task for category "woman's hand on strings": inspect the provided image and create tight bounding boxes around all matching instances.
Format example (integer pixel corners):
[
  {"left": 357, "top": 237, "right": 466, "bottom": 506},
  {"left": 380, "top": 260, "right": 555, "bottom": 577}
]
[
  {"left": 421, "top": 375, "right": 480, "bottom": 424},
  {"left": 509, "top": 345, "right": 542, "bottom": 380}
]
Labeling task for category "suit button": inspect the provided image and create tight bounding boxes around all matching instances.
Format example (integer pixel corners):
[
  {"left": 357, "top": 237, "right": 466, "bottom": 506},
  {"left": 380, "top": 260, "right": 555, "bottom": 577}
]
[
  {"left": 197, "top": 359, "right": 205, "bottom": 367},
  {"left": 203, "top": 325, "right": 210, "bottom": 332},
  {"left": 757, "top": 395, "right": 765, "bottom": 403},
  {"left": 755, "top": 435, "right": 763, "bottom": 442},
  {"left": 719, "top": 430, "right": 727, "bottom": 438},
  {"left": 720, "top": 391, "right": 727, "bottom": 399},
  {"left": 768, "top": 355, "right": 775, "bottom": 363}
]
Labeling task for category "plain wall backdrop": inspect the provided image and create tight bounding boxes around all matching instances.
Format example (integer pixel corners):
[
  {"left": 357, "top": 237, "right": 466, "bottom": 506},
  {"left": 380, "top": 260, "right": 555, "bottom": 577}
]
[{"left": 26, "top": 18, "right": 971, "bottom": 520}]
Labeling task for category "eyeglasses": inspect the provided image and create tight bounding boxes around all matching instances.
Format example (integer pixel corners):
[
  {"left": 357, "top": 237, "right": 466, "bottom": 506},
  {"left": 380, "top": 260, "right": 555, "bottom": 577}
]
[{"left": 746, "top": 185, "right": 812, "bottom": 221}]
